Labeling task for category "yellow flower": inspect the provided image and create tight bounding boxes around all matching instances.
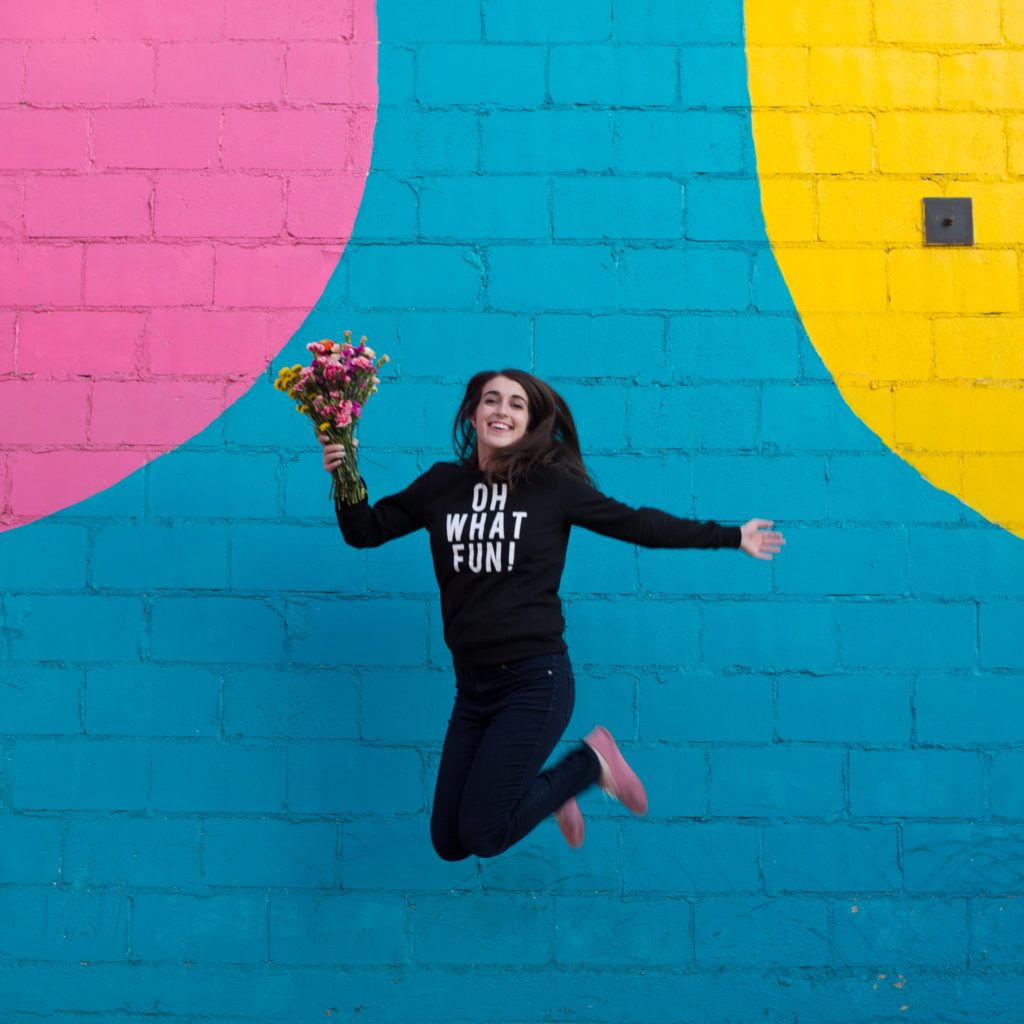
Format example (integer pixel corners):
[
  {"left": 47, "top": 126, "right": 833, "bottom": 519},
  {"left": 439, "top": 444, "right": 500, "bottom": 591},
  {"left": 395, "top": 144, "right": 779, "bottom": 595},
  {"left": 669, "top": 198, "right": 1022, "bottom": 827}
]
[{"left": 318, "top": 421, "right": 331, "bottom": 432}]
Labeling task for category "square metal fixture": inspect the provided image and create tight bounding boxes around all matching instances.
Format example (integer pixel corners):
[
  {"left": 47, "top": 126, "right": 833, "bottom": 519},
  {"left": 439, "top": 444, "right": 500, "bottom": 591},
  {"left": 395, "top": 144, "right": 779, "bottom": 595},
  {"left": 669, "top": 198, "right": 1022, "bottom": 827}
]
[{"left": 923, "top": 197, "right": 974, "bottom": 246}]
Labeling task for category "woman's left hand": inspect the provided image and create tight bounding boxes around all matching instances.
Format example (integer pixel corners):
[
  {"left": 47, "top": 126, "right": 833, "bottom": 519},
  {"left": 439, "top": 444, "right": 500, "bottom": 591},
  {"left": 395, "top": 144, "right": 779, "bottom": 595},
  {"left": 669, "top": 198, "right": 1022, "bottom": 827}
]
[{"left": 739, "top": 519, "right": 785, "bottom": 560}]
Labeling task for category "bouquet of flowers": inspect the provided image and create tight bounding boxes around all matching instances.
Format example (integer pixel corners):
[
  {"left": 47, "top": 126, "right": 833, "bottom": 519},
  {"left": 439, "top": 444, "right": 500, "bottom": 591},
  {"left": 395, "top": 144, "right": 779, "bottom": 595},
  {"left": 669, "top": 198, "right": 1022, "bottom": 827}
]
[{"left": 274, "top": 331, "right": 389, "bottom": 505}]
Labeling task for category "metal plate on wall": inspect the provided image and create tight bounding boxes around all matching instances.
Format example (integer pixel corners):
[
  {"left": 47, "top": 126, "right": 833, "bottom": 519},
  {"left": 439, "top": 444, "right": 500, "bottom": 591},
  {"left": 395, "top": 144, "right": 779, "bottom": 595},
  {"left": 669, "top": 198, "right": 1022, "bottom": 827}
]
[{"left": 923, "top": 197, "right": 974, "bottom": 246}]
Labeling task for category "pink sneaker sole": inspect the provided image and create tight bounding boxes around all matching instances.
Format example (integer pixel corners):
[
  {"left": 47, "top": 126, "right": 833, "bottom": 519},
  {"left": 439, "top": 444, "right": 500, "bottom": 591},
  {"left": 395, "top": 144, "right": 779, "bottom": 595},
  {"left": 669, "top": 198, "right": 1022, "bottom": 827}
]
[
  {"left": 554, "top": 796, "right": 585, "bottom": 849},
  {"left": 584, "top": 726, "right": 648, "bottom": 816}
]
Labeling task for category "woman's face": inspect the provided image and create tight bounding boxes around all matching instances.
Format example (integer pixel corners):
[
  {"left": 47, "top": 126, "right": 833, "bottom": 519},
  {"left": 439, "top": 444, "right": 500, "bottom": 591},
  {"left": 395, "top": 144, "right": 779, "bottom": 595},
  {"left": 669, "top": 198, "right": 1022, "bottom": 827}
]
[{"left": 471, "top": 375, "right": 529, "bottom": 466}]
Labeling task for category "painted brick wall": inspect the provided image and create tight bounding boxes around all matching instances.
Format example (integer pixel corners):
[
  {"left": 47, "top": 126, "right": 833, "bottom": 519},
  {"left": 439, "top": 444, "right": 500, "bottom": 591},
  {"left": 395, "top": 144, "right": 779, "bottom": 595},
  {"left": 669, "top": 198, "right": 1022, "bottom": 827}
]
[{"left": 1, "top": 1, "right": 1023, "bottom": 1021}]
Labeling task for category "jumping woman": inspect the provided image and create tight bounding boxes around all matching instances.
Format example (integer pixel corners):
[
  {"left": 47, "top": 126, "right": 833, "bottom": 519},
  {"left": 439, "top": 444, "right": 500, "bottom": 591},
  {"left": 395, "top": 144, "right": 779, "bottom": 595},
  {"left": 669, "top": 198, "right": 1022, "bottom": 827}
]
[{"left": 320, "top": 370, "right": 784, "bottom": 861}]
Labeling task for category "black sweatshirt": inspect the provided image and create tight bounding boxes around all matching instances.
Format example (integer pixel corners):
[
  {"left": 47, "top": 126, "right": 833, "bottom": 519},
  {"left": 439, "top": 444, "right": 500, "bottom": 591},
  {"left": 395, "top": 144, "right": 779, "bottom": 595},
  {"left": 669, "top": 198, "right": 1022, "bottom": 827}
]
[{"left": 336, "top": 462, "right": 742, "bottom": 668}]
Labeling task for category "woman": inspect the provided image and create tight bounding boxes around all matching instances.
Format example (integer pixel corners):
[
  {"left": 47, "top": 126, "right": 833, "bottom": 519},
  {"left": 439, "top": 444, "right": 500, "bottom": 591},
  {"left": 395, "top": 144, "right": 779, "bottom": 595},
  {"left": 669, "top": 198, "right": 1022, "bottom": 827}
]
[{"left": 321, "top": 369, "right": 783, "bottom": 861}]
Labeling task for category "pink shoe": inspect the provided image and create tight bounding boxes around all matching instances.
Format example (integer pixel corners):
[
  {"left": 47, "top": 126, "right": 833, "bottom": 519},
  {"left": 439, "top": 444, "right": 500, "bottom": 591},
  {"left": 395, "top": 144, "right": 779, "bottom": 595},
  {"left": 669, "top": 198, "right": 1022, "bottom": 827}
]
[
  {"left": 554, "top": 797, "right": 585, "bottom": 849},
  {"left": 584, "top": 726, "right": 648, "bottom": 816}
]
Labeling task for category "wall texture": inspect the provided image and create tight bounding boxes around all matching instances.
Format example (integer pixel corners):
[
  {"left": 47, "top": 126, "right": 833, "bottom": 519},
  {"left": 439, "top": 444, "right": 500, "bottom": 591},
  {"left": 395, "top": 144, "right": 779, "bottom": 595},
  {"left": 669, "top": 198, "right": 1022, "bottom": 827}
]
[{"left": 1, "top": 1, "right": 1023, "bottom": 1022}]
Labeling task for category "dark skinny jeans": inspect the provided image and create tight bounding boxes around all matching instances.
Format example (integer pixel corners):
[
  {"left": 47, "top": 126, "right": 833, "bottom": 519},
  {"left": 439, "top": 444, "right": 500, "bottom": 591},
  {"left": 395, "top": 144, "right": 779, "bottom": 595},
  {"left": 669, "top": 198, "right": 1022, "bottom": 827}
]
[{"left": 430, "top": 651, "right": 602, "bottom": 861}]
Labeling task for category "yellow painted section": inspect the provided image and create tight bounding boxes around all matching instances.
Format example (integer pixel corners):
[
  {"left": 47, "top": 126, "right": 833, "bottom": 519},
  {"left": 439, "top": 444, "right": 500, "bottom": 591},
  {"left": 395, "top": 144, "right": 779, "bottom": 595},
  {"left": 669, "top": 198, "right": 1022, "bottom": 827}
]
[{"left": 747, "top": 0, "right": 1024, "bottom": 538}]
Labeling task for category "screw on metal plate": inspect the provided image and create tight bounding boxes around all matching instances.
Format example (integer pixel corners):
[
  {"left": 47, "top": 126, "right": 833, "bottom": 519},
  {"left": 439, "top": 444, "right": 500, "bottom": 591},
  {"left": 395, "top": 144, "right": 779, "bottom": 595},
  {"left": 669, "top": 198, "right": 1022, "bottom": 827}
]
[{"left": 923, "top": 197, "right": 973, "bottom": 246}]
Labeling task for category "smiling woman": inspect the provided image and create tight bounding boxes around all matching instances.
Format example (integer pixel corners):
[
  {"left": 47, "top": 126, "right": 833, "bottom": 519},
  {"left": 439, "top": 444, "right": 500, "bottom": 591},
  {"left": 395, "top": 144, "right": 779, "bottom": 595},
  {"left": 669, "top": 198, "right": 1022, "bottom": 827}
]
[{"left": 317, "top": 369, "right": 784, "bottom": 861}]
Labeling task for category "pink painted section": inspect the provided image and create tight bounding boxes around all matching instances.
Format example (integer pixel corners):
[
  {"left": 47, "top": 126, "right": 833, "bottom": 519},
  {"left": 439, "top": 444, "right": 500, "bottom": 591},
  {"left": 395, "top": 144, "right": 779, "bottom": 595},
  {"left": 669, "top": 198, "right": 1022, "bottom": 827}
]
[{"left": 0, "top": 0, "right": 378, "bottom": 531}]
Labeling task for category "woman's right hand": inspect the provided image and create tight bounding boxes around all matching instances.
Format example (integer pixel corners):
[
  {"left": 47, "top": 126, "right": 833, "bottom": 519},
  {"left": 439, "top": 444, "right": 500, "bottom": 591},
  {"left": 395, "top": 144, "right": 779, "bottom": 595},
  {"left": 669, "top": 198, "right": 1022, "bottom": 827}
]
[{"left": 318, "top": 435, "right": 346, "bottom": 473}]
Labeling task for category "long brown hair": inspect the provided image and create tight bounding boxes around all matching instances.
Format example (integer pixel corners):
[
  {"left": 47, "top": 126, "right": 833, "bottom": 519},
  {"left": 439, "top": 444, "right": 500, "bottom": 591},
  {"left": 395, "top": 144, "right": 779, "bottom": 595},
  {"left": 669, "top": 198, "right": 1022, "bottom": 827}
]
[{"left": 452, "top": 369, "right": 592, "bottom": 487}]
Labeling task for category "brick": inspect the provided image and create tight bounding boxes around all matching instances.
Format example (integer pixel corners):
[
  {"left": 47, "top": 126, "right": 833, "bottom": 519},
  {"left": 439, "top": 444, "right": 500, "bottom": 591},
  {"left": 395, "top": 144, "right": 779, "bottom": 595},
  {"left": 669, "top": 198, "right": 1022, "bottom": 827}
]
[
  {"left": 840, "top": 602, "right": 976, "bottom": 670},
  {"left": 586, "top": 454, "right": 693, "bottom": 520},
  {"left": 420, "top": 175, "right": 548, "bottom": 240},
  {"left": 0, "top": 181, "right": 18, "bottom": 239},
  {"left": 202, "top": 818, "right": 337, "bottom": 887},
  {"left": 85, "top": 242, "right": 214, "bottom": 306},
  {"left": 288, "top": 742, "right": 422, "bottom": 815},
  {"left": 566, "top": 670, "right": 635, "bottom": 740},
  {"left": 554, "top": 897, "right": 691, "bottom": 965},
  {"left": 553, "top": 381, "right": 628, "bottom": 449},
  {"left": 132, "top": 893, "right": 268, "bottom": 963},
  {"left": 684, "top": 179, "right": 764, "bottom": 243},
  {"left": 910, "top": 527, "right": 1024, "bottom": 598},
  {"left": 271, "top": 893, "right": 408, "bottom": 965},
  {"left": 704, "top": 600, "right": 836, "bottom": 670},
  {"left": 418, "top": 44, "right": 545, "bottom": 106},
  {"left": 95, "top": 0, "right": 225, "bottom": 39},
  {"left": 765, "top": 824, "right": 900, "bottom": 892},
  {"left": 628, "top": 746, "right": 705, "bottom": 817},
  {"left": 751, "top": 111, "right": 873, "bottom": 174},
  {"left": 0, "top": 243, "right": 83, "bottom": 306},
  {"left": 615, "top": 0, "right": 741, "bottom": 42},
  {"left": 285, "top": 596, "right": 427, "bottom": 667},
  {"left": 93, "top": 108, "right": 220, "bottom": 170},
  {"left": 155, "top": 174, "right": 284, "bottom": 238},
  {"left": 90, "top": 381, "right": 226, "bottom": 446},
  {"left": 0, "top": 817, "right": 62, "bottom": 883},
  {"left": 553, "top": 177, "right": 682, "bottom": 240},
  {"left": 0, "top": 380, "right": 89, "bottom": 445},
  {"left": 935, "top": 315, "right": 1024, "bottom": 381},
  {"left": 415, "top": 895, "right": 552, "bottom": 964},
  {"left": 488, "top": 245, "right": 616, "bottom": 312},
  {"left": 484, "top": 0, "right": 611, "bottom": 42},
  {"left": 639, "top": 673, "right": 774, "bottom": 743},
  {"left": 20, "top": 311, "right": 144, "bottom": 375},
  {"left": 213, "top": 242, "right": 341, "bottom": 307},
  {"left": 630, "top": 382, "right": 758, "bottom": 451},
  {"left": 828, "top": 452, "right": 967, "bottom": 523},
  {"left": 86, "top": 665, "right": 219, "bottom": 737},
  {"left": 223, "top": 667, "right": 357, "bottom": 740},
  {"left": 288, "top": 172, "right": 383, "bottom": 240},
  {"left": 364, "top": 531, "right": 439, "bottom": 596},
  {"left": 0, "top": 522, "right": 87, "bottom": 589},
  {"left": 359, "top": 668, "right": 453, "bottom": 741},
  {"left": 756, "top": 178, "right": 818, "bottom": 242},
  {"left": 0, "top": 667, "right": 82, "bottom": 735},
  {"left": 679, "top": 46, "right": 749, "bottom": 107},
  {"left": 0, "top": 110, "right": 89, "bottom": 170},
  {"left": 286, "top": 41, "right": 377, "bottom": 105},
  {"left": 561, "top": 529, "right": 635, "bottom": 596},
  {"left": 482, "top": 110, "right": 613, "bottom": 173},
  {"left": 223, "top": 0, "right": 353, "bottom": 39},
  {"left": 774, "top": 526, "right": 907, "bottom": 596},
  {"left": 745, "top": 46, "right": 809, "bottom": 106},
  {"left": 904, "top": 825, "right": 1024, "bottom": 894},
  {"left": 25, "top": 174, "right": 151, "bottom": 239},
  {"left": 850, "top": 750, "right": 985, "bottom": 819},
  {"left": 711, "top": 747, "right": 843, "bottom": 817},
  {"left": 152, "top": 742, "right": 286, "bottom": 812},
  {"left": 148, "top": 451, "right": 281, "bottom": 518},
  {"left": 614, "top": 111, "right": 747, "bottom": 174},
  {"left": 566, "top": 598, "right": 700, "bottom": 667},
  {"left": 916, "top": 674, "right": 1024, "bottom": 746},
  {"left": 535, "top": 313, "right": 663, "bottom": 379},
  {"left": 342, "top": 820, "right": 479, "bottom": 891},
  {"left": 7, "top": 594, "right": 143, "bottom": 663},
  {"left": 875, "top": 0, "right": 1000, "bottom": 44},
  {"left": 481, "top": 820, "right": 621, "bottom": 893},
  {"left": 550, "top": 44, "right": 676, "bottom": 107},
  {"left": 810, "top": 48, "right": 939, "bottom": 108},
  {"left": 26, "top": 42, "right": 154, "bottom": 104},
  {"left": 0, "top": 888, "right": 128, "bottom": 961},
  {"left": 980, "top": 603, "right": 1024, "bottom": 669},
  {"left": 229, "top": 523, "right": 359, "bottom": 593},
  {"left": 375, "top": 108, "right": 478, "bottom": 174},
  {"left": 0, "top": 0, "right": 94, "bottom": 38},
  {"left": 93, "top": 523, "right": 229, "bottom": 589},
  {"left": 157, "top": 42, "right": 284, "bottom": 103},
  {"left": 834, "top": 897, "right": 967, "bottom": 967},
  {"left": 696, "top": 897, "right": 831, "bottom": 967},
  {"left": 970, "top": 899, "right": 1024, "bottom": 965},
  {"left": 668, "top": 313, "right": 802, "bottom": 381},
  {"left": 763, "top": 382, "right": 884, "bottom": 453},
  {"left": 619, "top": 247, "right": 749, "bottom": 313},
  {"left": 9, "top": 449, "right": 147, "bottom": 519},
  {"left": 11, "top": 739, "right": 147, "bottom": 811},
  {"left": 64, "top": 817, "right": 201, "bottom": 887},
  {"left": 878, "top": 113, "right": 1005, "bottom": 175},
  {"left": 991, "top": 752, "right": 1024, "bottom": 817},
  {"left": 150, "top": 596, "right": 284, "bottom": 664},
  {"left": 222, "top": 109, "right": 351, "bottom": 170},
  {"left": 778, "top": 674, "right": 911, "bottom": 744},
  {"left": 375, "top": 0, "right": 480, "bottom": 41},
  {"left": 346, "top": 243, "right": 481, "bottom": 310},
  {"left": 890, "top": 250, "right": 1019, "bottom": 315}
]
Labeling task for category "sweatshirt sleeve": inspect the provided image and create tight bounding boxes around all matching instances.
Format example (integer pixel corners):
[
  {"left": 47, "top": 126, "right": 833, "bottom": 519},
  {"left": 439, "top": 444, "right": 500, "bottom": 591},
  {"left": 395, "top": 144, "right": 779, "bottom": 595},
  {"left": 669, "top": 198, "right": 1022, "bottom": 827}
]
[
  {"left": 559, "top": 473, "right": 742, "bottom": 550},
  {"left": 334, "top": 466, "right": 435, "bottom": 549}
]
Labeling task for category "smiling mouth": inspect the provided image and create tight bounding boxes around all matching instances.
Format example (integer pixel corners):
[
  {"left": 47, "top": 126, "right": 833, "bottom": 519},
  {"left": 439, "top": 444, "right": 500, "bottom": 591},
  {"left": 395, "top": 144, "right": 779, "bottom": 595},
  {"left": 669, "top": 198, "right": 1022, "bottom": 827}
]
[{"left": 488, "top": 422, "right": 511, "bottom": 432}]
